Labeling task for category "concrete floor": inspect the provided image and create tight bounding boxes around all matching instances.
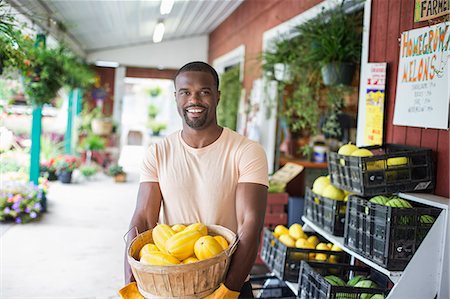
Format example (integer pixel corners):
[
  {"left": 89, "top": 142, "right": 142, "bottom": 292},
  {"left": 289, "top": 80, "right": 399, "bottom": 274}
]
[
  {"left": 0, "top": 145, "right": 270, "bottom": 298},
  {"left": 1, "top": 172, "right": 140, "bottom": 298}
]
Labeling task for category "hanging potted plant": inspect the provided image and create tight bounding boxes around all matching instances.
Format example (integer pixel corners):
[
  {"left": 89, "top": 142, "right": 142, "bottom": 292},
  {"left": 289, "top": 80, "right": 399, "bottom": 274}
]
[
  {"left": 0, "top": 1, "right": 27, "bottom": 75},
  {"left": 296, "top": 1, "right": 363, "bottom": 86},
  {"left": 91, "top": 106, "right": 113, "bottom": 135},
  {"left": 148, "top": 120, "right": 167, "bottom": 136}
]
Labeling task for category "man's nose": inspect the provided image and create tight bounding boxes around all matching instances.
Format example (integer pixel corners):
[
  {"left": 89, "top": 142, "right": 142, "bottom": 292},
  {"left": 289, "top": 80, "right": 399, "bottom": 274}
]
[{"left": 188, "top": 92, "right": 202, "bottom": 103}]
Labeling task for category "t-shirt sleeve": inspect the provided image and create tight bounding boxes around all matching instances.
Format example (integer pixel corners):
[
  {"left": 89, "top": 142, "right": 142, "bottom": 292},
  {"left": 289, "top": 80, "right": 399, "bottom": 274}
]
[
  {"left": 238, "top": 142, "right": 269, "bottom": 187},
  {"left": 140, "top": 144, "right": 159, "bottom": 183}
]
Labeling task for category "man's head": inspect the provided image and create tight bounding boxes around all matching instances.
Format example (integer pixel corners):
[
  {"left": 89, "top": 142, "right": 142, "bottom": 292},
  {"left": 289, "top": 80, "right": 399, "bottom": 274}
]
[
  {"left": 174, "top": 62, "right": 220, "bottom": 130},
  {"left": 174, "top": 61, "right": 219, "bottom": 90}
]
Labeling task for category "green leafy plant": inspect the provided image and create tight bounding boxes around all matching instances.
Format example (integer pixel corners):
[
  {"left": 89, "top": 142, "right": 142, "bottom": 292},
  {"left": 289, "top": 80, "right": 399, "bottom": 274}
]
[
  {"left": 297, "top": 1, "right": 363, "bottom": 67},
  {"left": 79, "top": 134, "right": 106, "bottom": 151},
  {"left": 79, "top": 164, "right": 98, "bottom": 178},
  {"left": 148, "top": 86, "right": 162, "bottom": 97},
  {"left": 108, "top": 164, "right": 125, "bottom": 176},
  {"left": 148, "top": 103, "right": 159, "bottom": 120},
  {"left": 261, "top": 0, "right": 362, "bottom": 139},
  {"left": 149, "top": 121, "right": 167, "bottom": 135},
  {"left": 218, "top": 65, "right": 241, "bottom": 131}
]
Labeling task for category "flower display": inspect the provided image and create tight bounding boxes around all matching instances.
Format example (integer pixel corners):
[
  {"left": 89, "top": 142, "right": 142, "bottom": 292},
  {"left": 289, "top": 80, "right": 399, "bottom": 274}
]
[
  {"left": 54, "top": 155, "right": 79, "bottom": 173},
  {"left": 0, "top": 178, "right": 47, "bottom": 223}
]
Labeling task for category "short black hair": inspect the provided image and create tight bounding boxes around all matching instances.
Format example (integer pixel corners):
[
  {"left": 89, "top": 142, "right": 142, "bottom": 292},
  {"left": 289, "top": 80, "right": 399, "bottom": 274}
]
[{"left": 175, "top": 61, "right": 219, "bottom": 90}]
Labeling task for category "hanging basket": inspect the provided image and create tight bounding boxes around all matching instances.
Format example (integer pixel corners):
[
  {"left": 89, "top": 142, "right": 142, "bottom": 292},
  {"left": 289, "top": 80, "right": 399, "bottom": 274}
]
[{"left": 321, "top": 62, "right": 356, "bottom": 86}]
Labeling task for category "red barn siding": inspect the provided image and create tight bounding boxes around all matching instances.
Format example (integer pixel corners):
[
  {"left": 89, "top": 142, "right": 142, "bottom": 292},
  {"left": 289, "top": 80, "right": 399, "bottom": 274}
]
[
  {"left": 209, "top": 0, "right": 449, "bottom": 198},
  {"left": 371, "top": 0, "right": 449, "bottom": 197}
]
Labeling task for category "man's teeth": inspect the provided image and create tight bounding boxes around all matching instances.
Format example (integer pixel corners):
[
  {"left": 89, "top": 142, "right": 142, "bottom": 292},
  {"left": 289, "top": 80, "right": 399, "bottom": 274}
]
[{"left": 187, "top": 108, "right": 203, "bottom": 113}]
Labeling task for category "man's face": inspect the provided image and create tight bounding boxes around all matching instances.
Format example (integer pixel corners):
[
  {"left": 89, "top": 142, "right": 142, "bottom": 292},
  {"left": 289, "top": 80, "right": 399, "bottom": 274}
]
[{"left": 174, "top": 71, "right": 220, "bottom": 129}]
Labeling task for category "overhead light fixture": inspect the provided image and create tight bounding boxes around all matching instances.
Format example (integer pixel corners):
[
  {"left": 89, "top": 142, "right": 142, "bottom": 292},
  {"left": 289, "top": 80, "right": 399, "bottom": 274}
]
[
  {"left": 160, "top": 0, "right": 175, "bottom": 15},
  {"left": 153, "top": 20, "right": 165, "bottom": 43},
  {"left": 95, "top": 61, "right": 119, "bottom": 68}
]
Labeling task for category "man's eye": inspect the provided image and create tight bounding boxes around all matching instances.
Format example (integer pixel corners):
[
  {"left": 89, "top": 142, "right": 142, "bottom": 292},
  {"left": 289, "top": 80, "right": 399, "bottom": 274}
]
[
  {"left": 180, "top": 91, "right": 190, "bottom": 96},
  {"left": 200, "top": 91, "right": 210, "bottom": 96}
]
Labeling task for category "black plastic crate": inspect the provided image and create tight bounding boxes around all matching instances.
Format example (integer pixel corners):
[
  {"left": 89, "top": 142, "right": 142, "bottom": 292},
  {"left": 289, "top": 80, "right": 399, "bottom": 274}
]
[
  {"left": 328, "top": 144, "right": 435, "bottom": 196},
  {"left": 344, "top": 195, "right": 442, "bottom": 270},
  {"left": 249, "top": 274, "right": 296, "bottom": 298},
  {"left": 304, "top": 187, "right": 346, "bottom": 236},
  {"left": 260, "top": 228, "right": 349, "bottom": 282},
  {"left": 298, "top": 261, "right": 390, "bottom": 299}
]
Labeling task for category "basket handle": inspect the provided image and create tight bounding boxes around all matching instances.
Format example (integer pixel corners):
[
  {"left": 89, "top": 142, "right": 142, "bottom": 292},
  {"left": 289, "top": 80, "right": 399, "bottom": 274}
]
[
  {"left": 123, "top": 226, "right": 139, "bottom": 244},
  {"left": 226, "top": 231, "right": 242, "bottom": 257}
]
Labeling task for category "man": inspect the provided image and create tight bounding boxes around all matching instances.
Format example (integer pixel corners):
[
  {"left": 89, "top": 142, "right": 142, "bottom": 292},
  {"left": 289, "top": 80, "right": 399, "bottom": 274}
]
[{"left": 122, "top": 61, "right": 268, "bottom": 299}]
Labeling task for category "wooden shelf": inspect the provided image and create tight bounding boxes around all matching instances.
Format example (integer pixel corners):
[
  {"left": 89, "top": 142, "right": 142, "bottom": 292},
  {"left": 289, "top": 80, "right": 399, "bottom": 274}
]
[{"left": 279, "top": 155, "right": 328, "bottom": 169}]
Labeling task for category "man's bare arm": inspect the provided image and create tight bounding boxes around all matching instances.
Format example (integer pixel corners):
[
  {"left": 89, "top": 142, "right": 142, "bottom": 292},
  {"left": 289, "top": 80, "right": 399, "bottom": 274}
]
[
  {"left": 224, "top": 182, "right": 268, "bottom": 292},
  {"left": 124, "top": 182, "right": 162, "bottom": 284}
]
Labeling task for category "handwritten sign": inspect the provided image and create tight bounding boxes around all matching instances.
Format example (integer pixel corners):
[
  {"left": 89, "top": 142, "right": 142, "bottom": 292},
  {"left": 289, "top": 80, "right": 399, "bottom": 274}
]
[
  {"left": 364, "top": 63, "right": 387, "bottom": 145},
  {"left": 393, "top": 22, "right": 450, "bottom": 129},
  {"left": 415, "top": 0, "right": 450, "bottom": 22},
  {"left": 271, "top": 162, "right": 304, "bottom": 185}
]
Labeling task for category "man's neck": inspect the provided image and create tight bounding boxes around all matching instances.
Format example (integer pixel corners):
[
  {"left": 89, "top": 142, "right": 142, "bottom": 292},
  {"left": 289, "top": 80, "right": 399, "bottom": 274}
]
[{"left": 181, "top": 125, "right": 224, "bottom": 148}]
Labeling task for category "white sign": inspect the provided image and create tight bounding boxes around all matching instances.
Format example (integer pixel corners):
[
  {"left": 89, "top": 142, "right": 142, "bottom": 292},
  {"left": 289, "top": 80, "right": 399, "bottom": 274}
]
[{"left": 393, "top": 22, "right": 450, "bottom": 129}]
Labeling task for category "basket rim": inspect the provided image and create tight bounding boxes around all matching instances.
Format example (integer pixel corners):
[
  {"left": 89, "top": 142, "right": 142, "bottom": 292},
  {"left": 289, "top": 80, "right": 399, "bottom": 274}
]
[{"left": 127, "top": 224, "right": 238, "bottom": 272}]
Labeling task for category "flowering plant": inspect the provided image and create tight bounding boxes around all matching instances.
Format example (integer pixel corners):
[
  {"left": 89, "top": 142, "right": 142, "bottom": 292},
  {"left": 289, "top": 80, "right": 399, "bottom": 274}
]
[
  {"left": 0, "top": 178, "right": 47, "bottom": 223},
  {"left": 54, "top": 155, "right": 79, "bottom": 173}
]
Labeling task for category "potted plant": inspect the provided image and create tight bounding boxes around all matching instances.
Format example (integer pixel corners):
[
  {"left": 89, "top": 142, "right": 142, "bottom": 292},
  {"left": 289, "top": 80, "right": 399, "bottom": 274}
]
[
  {"left": 91, "top": 107, "right": 113, "bottom": 135},
  {"left": 147, "top": 103, "right": 159, "bottom": 120},
  {"left": 148, "top": 86, "right": 162, "bottom": 97},
  {"left": 108, "top": 164, "right": 126, "bottom": 183},
  {"left": 0, "top": 179, "right": 45, "bottom": 223},
  {"left": 296, "top": 1, "right": 362, "bottom": 86},
  {"left": 54, "top": 155, "right": 79, "bottom": 184},
  {"left": 79, "top": 134, "right": 106, "bottom": 164},
  {"left": 148, "top": 121, "right": 167, "bottom": 136}
]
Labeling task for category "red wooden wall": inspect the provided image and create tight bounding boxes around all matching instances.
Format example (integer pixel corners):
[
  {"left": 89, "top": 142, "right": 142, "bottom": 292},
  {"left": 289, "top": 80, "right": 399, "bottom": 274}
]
[
  {"left": 209, "top": 0, "right": 449, "bottom": 198},
  {"left": 209, "top": 0, "right": 323, "bottom": 96},
  {"left": 370, "top": 0, "right": 449, "bottom": 198}
]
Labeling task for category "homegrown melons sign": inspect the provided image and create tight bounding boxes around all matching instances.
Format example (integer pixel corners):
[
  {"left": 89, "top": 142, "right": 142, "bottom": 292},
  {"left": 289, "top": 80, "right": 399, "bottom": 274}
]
[{"left": 393, "top": 22, "right": 450, "bottom": 129}]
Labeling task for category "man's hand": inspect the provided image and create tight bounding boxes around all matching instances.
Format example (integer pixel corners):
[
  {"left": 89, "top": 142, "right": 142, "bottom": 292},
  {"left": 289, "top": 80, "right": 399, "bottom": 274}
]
[{"left": 203, "top": 283, "right": 240, "bottom": 299}]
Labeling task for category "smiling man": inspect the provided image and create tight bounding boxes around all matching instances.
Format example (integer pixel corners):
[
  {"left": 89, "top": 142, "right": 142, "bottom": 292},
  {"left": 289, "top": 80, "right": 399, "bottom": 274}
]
[{"left": 123, "top": 61, "right": 268, "bottom": 299}]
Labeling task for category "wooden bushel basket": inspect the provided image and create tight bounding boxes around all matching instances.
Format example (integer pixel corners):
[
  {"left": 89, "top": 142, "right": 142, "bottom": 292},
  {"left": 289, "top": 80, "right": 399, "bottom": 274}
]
[{"left": 127, "top": 225, "right": 238, "bottom": 298}]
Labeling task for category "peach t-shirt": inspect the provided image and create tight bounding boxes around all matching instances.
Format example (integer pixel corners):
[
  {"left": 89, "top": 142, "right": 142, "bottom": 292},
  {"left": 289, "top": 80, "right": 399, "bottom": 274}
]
[{"left": 140, "top": 128, "right": 269, "bottom": 233}]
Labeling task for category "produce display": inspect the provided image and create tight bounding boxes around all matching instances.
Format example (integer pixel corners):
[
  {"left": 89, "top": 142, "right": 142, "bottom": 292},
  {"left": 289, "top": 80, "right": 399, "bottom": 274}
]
[
  {"left": 138, "top": 223, "right": 228, "bottom": 266},
  {"left": 272, "top": 223, "right": 343, "bottom": 264},
  {"left": 328, "top": 143, "right": 435, "bottom": 196}
]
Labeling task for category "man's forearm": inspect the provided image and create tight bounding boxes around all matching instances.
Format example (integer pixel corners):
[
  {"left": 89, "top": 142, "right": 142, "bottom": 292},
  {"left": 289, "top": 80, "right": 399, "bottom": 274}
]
[{"left": 224, "top": 220, "right": 262, "bottom": 292}]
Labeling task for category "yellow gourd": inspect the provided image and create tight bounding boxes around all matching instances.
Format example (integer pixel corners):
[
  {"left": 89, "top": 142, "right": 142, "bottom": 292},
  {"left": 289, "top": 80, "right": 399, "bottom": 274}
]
[
  {"left": 165, "top": 230, "right": 203, "bottom": 260},
  {"left": 140, "top": 252, "right": 180, "bottom": 265},
  {"left": 152, "top": 224, "right": 176, "bottom": 253},
  {"left": 194, "top": 236, "right": 224, "bottom": 260}
]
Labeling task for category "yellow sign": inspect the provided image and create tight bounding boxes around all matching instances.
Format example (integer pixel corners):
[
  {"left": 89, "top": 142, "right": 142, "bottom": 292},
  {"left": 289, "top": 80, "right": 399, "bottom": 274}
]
[
  {"left": 364, "top": 91, "right": 385, "bottom": 145},
  {"left": 364, "top": 63, "right": 387, "bottom": 146},
  {"left": 415, "top": 0, "right": 450, "bottom": 22}
]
